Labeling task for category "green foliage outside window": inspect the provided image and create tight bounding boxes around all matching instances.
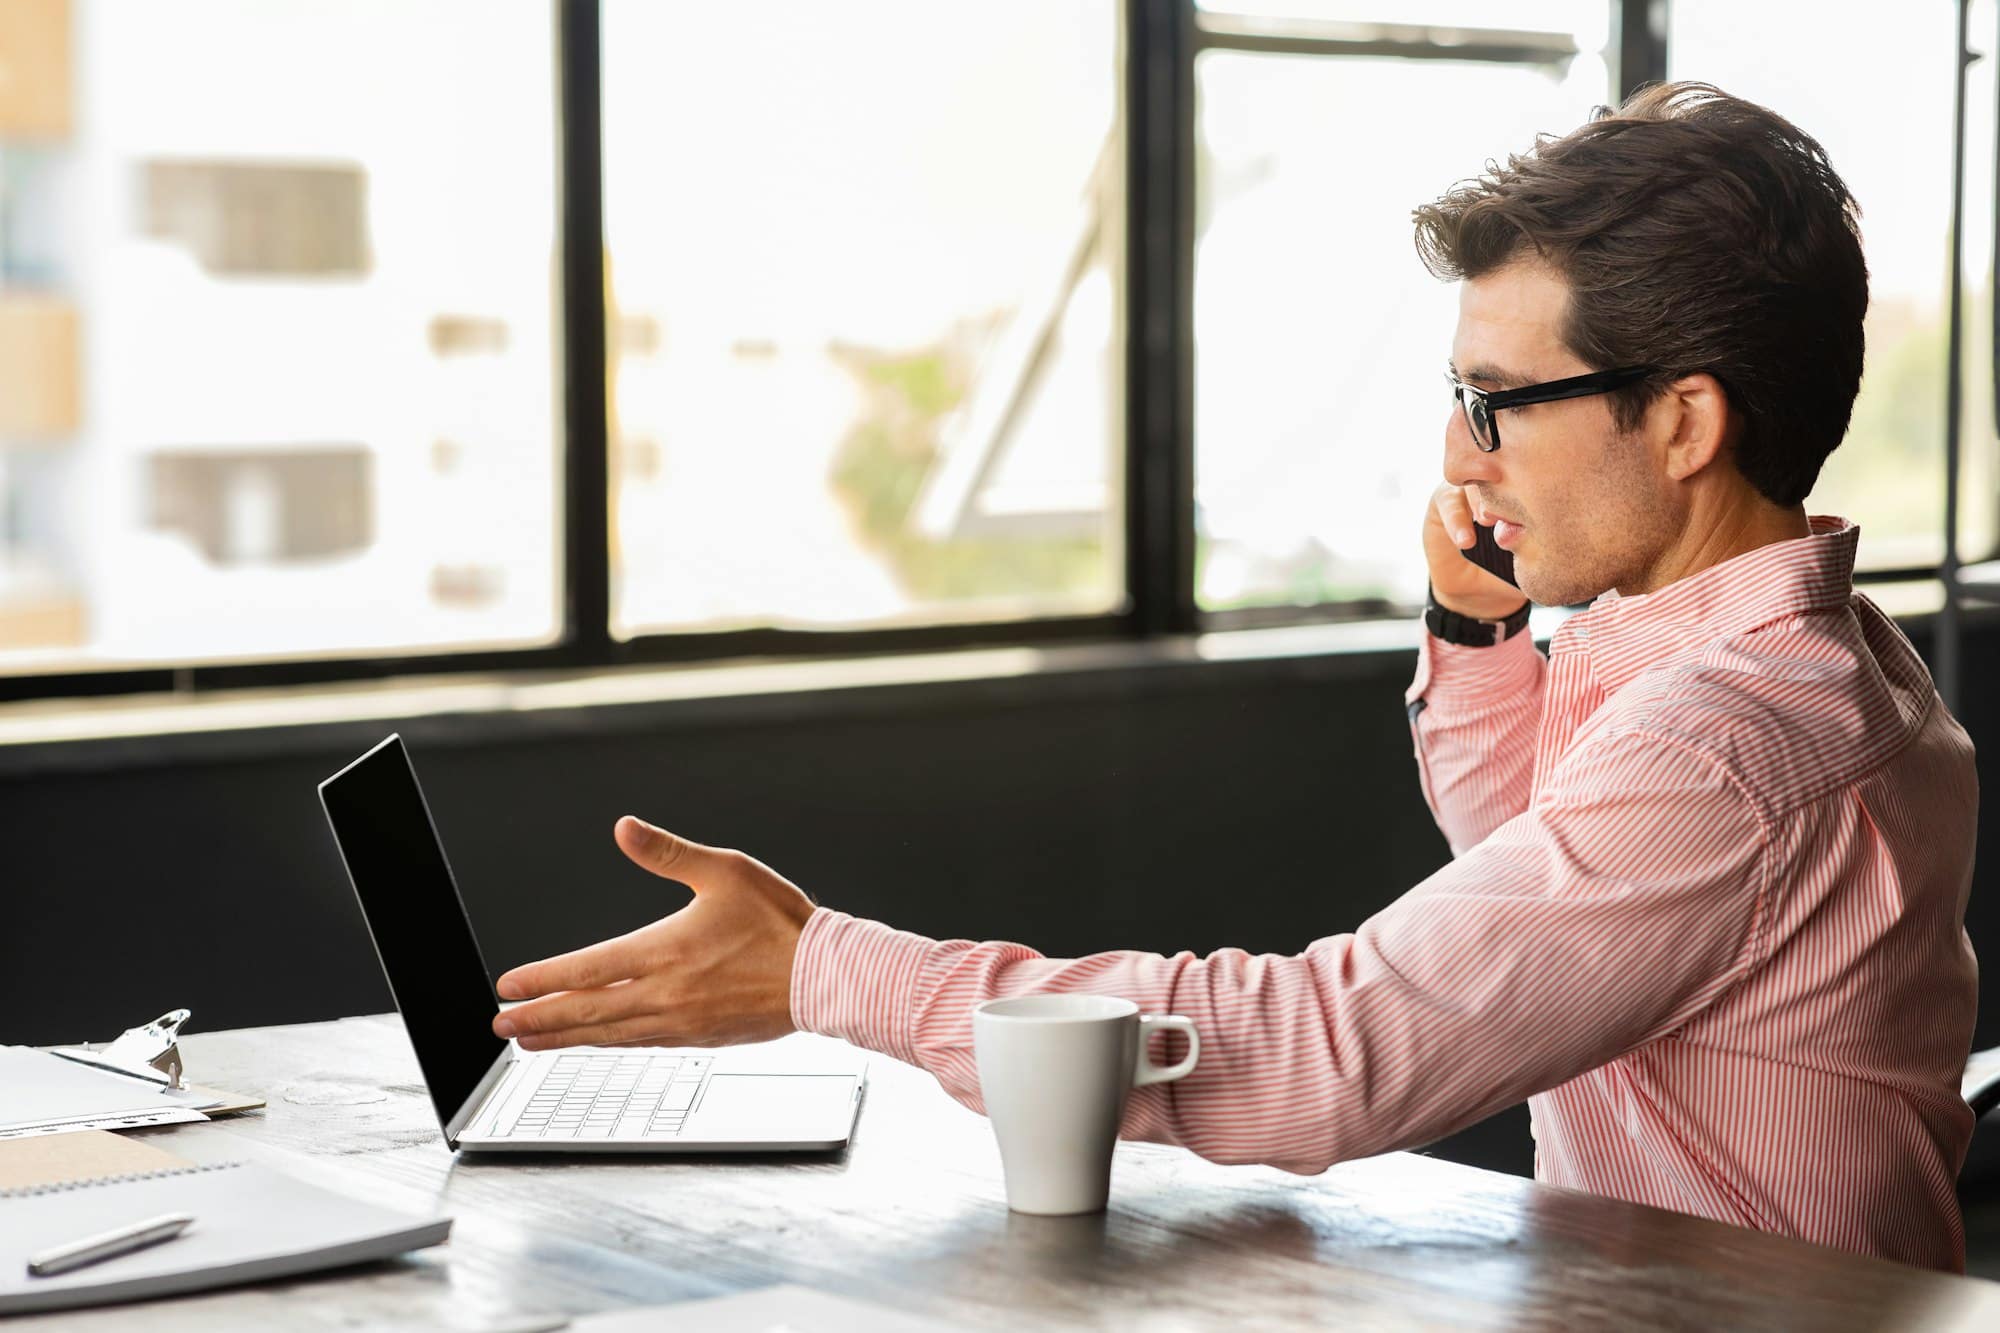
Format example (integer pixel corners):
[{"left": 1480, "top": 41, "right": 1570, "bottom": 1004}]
[{"left": 829, "top": 336, "right": 1105, "bottom": 606}]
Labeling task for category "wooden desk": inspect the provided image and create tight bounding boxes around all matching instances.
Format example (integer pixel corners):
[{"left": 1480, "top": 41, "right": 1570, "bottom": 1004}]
[{"left": 18, "top": 1014, "right": 2000, "bottom": 1331}]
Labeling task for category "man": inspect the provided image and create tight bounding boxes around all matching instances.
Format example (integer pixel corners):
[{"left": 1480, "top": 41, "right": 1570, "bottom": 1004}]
[{"left": 490, "top": 84, "right": 1980, "bottom": 1270}]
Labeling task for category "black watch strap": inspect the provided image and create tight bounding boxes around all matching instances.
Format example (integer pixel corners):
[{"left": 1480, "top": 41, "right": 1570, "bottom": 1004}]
[{"left": 1424, "top": 583, "right": 1531, "bottom": 647}]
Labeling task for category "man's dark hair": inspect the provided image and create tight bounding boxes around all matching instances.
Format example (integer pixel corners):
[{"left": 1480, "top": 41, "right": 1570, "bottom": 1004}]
[{"left": 1411, "top": 81, "right": 1868, "bottom": 508}]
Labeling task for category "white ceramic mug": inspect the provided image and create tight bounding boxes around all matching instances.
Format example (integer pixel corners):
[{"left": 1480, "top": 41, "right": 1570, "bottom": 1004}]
[{"left": 972, "top": 995, "right": 1200, "bottom": 1215}]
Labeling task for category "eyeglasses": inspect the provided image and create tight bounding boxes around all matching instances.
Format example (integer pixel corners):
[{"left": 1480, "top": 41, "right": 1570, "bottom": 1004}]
[{"left": 1445, "top": 365, "right": 1658, "bottom": 453}]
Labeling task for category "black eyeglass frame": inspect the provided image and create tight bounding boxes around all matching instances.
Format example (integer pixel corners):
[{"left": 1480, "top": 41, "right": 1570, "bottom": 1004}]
[{"left": 1445, "top": 365, "right": 1660, "bottom": 453}]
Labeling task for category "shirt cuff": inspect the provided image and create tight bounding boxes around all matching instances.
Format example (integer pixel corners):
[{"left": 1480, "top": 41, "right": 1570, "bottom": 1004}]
[
  {"left": 789, "top": 907, "right": 937, "bottom": 1065},
  {"left": 1405, "top": 625, "right": 1543, "bottom": 708}
]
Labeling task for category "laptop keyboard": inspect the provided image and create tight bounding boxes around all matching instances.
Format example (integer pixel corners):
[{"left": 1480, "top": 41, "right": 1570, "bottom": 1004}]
[{"left": 507, "top": 1052, "right": 711, "bottom": 1139}]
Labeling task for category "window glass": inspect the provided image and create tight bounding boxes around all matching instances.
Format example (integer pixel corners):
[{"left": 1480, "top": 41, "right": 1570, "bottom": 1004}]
[
  {"left": 0, "top": 0, "right": 562, "bottom": 672},
  {"left": 1193, "top": 42, "right": 1609, "bottom": 611},
  {"left": 602, "top": 1, "right": 1122, "bottom": 636},
  {"left": 1672, "top": 0, "right": 1997, "bottom": 566}
]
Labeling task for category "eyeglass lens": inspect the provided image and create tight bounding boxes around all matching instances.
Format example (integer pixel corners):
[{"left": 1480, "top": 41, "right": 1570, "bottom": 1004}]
[{"left": 1456, "top": 386, "right": 1494, "bottom": 451}]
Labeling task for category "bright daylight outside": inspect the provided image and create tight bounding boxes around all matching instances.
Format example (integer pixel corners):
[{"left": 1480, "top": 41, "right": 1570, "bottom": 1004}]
[
  {"left": 1194, "top": 0, "right": 1997, "bottom": 613},
  {"left": 0, "top": 0, "right": 561, "bottom": 674},
  {"left": 1193, "top": 0, "right": 1614, "bottom": 613},
  {"left": 1672, "top": 0, "right": 1999, "bottom": 571},
  {"left": 602, "top": 1, "right": 1123, "bottom": 636},
  {"left": 0, "top": 1, "right": 1989, "bottom": 678}
]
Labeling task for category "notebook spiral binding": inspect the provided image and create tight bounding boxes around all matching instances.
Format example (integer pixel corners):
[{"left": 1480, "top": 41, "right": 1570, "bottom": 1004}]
[{"left": 0, "top": 1160, "right": 242, "bottom": 1199}]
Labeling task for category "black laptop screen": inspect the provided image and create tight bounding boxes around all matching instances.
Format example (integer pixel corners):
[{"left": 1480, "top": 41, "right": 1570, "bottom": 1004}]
[{"left": 318, "top": 734, "right": 507, "bottom": 1133}]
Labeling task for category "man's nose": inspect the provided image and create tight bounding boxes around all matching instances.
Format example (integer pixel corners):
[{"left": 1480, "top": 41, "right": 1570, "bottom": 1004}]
[{"left": 1442, "top": 404, "right": 1504, "bottom": 490}]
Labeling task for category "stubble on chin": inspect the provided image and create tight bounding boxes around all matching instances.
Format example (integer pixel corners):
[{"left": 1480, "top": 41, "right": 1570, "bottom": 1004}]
[
  {"left": 1513, "top": 525, "right": 1630, "bottom": 608},
  {"left": 1515, "top": 436, "right": 1671, "bottom": 607}
]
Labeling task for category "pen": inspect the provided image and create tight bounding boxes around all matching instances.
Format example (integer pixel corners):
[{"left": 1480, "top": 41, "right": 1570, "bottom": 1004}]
[{"left": 26, "top": 1213, "right": 195, "bottom": 1278}]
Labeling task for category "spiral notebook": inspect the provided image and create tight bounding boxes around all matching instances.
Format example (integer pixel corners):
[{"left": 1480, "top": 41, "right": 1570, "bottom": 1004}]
[{"left": 0, "top": 1158, "right": 451, "bottom": 1315}]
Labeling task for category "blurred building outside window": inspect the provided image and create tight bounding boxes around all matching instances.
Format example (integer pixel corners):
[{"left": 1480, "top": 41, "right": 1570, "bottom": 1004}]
[
  {"left": 0, "top": 0, "right": 1990, "bottom": 692},
  {"left": 0, "top": 0, "right": 561, "bottom": 674}
]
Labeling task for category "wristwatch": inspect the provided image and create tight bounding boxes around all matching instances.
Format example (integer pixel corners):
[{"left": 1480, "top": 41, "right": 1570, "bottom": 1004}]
[{"left": 1424, "top": 583, "right": 1531, "bottom": 647}]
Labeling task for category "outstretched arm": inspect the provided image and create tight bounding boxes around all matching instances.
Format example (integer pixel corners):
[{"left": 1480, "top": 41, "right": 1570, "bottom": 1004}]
[{"left": 495, "top": 734, "right": 1766, "bottom": 1175}]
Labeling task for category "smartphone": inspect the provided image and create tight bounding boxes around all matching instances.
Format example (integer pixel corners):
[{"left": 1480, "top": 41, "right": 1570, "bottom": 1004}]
[{"left": 1460, "top": 522, "right": 1519, "bottom": 588}]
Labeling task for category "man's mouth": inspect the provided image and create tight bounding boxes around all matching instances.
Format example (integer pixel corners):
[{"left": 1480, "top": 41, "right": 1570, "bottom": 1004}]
[
  {"left": 1470, "top": 498, "right": 1526, "bottom": 549},
  {"left": 1471, "top": 498, "right": 1522, "bottom": 529}
]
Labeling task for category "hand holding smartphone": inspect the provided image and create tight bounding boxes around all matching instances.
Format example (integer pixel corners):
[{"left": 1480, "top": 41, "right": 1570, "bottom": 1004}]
[{"left": 1424, "top": 484, "right": 1527, "bottom": 618}]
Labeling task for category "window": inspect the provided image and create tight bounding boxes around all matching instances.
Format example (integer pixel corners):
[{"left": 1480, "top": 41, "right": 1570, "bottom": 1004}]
[
  {"left": 1190, "top": 3, "right": 1614, "bottom": 614},
  {"left": 1671, "top": 0, "right": 2000, "bottom": 569},
  {"left": 0, "top": 2, "right": 1986, "bottom": 705},
  {"left": 0, "top": 0, "right": 560, "bottom": 675},
  {"left": 600, "top": 1, "right": 1123, "bottom": 637}
]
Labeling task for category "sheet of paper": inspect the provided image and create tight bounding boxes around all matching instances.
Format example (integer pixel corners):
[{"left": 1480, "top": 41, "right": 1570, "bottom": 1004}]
[
  {"left": 0, "top": 1128, "right": 189, "bottom": 1190},
  {"left": 572, "top": 1285, "right": 970, "bottom": 1332},
  {"left": 0, "top": 1046, "right": 215, "bottom": 1137}
]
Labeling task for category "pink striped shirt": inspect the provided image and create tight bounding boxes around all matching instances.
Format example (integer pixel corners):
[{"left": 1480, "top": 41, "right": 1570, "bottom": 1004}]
[{"left": 790, "top": 517, "right": 1979, "bottom": 1271}]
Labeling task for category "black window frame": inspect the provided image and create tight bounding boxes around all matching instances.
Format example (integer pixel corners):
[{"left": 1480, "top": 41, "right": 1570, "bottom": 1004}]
[{"left": 0, "top": 0, "right": 1987, "bottom": 708}]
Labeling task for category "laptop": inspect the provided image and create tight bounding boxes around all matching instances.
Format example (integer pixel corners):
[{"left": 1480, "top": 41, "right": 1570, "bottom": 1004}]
[{"left": 318, "top": 733, "right": 866, "bottom": 1154}]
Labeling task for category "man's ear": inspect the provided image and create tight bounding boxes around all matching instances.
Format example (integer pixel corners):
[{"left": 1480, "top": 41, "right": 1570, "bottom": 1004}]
[{"left": 1660, "top": 372, "right": 1734, "bottom": 482}]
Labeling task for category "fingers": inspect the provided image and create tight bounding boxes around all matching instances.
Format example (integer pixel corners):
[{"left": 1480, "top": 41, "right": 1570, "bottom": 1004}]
[
  {"left": 615, "top": 816, "right": 727, "bottom": 888},
  {"left": 495, "top": 817, "right": 713, "bottom": 1002},
  {"left": 495, "top": 928, "right": 655, "bottom": 1000},
  {"left": 491, "top": 820, "right": 807, "bottom": 1053},
  {"left": 515, "top": 1015, "right": 682, "bottom": 1052},
  {"left": 494, "top": 976, "right": 651, "bottom": 1041},
  {"left": 516, "top": 1016, "right": 664, "bottom": 1048},
  {"left": 1431, "top": 484, "right": 1476, "bottom": 549},
  {"left": 496, "top": 976, "right": 736, "bottom": 1051}
]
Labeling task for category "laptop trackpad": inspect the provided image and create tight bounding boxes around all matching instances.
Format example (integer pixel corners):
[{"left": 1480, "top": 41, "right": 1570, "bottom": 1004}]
[{"left": 691, "top": 1074, "right": 856, "bottom": 1138}]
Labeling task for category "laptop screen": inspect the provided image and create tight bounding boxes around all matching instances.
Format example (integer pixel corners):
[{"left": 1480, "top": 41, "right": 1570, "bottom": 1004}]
[{"left": 318, "top": 734, "right": 508, "bottom": 1134}]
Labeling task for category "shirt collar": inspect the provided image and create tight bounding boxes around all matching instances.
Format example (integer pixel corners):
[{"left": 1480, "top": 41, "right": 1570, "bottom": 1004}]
[{"left": 1550, "top": 515, "right": 1859, "bottom": 694}]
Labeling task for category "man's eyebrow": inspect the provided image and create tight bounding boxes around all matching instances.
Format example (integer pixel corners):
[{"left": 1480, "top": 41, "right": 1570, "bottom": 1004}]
[{"left": 1447, "top": 360, "right": 1529, "bottom": 390}]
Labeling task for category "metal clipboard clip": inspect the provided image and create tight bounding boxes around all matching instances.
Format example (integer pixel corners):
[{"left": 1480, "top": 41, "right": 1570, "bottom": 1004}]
[{"left": 47, "top": 1008, "right": 193, "bottom": 1093}]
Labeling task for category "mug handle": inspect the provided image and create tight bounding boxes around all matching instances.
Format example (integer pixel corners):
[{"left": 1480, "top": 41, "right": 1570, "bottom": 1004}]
[{"left": 1134, "top": 1014, "right": 1200, "bottom": 1087}]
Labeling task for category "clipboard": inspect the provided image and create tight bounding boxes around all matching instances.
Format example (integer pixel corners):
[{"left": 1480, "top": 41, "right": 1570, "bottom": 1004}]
[
  {"left": 0, "top": 1009, "right": 265, "bottom": 1140},
  {"left": 49, "top": 1008, "right": 196, "bottom": 1091}
]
